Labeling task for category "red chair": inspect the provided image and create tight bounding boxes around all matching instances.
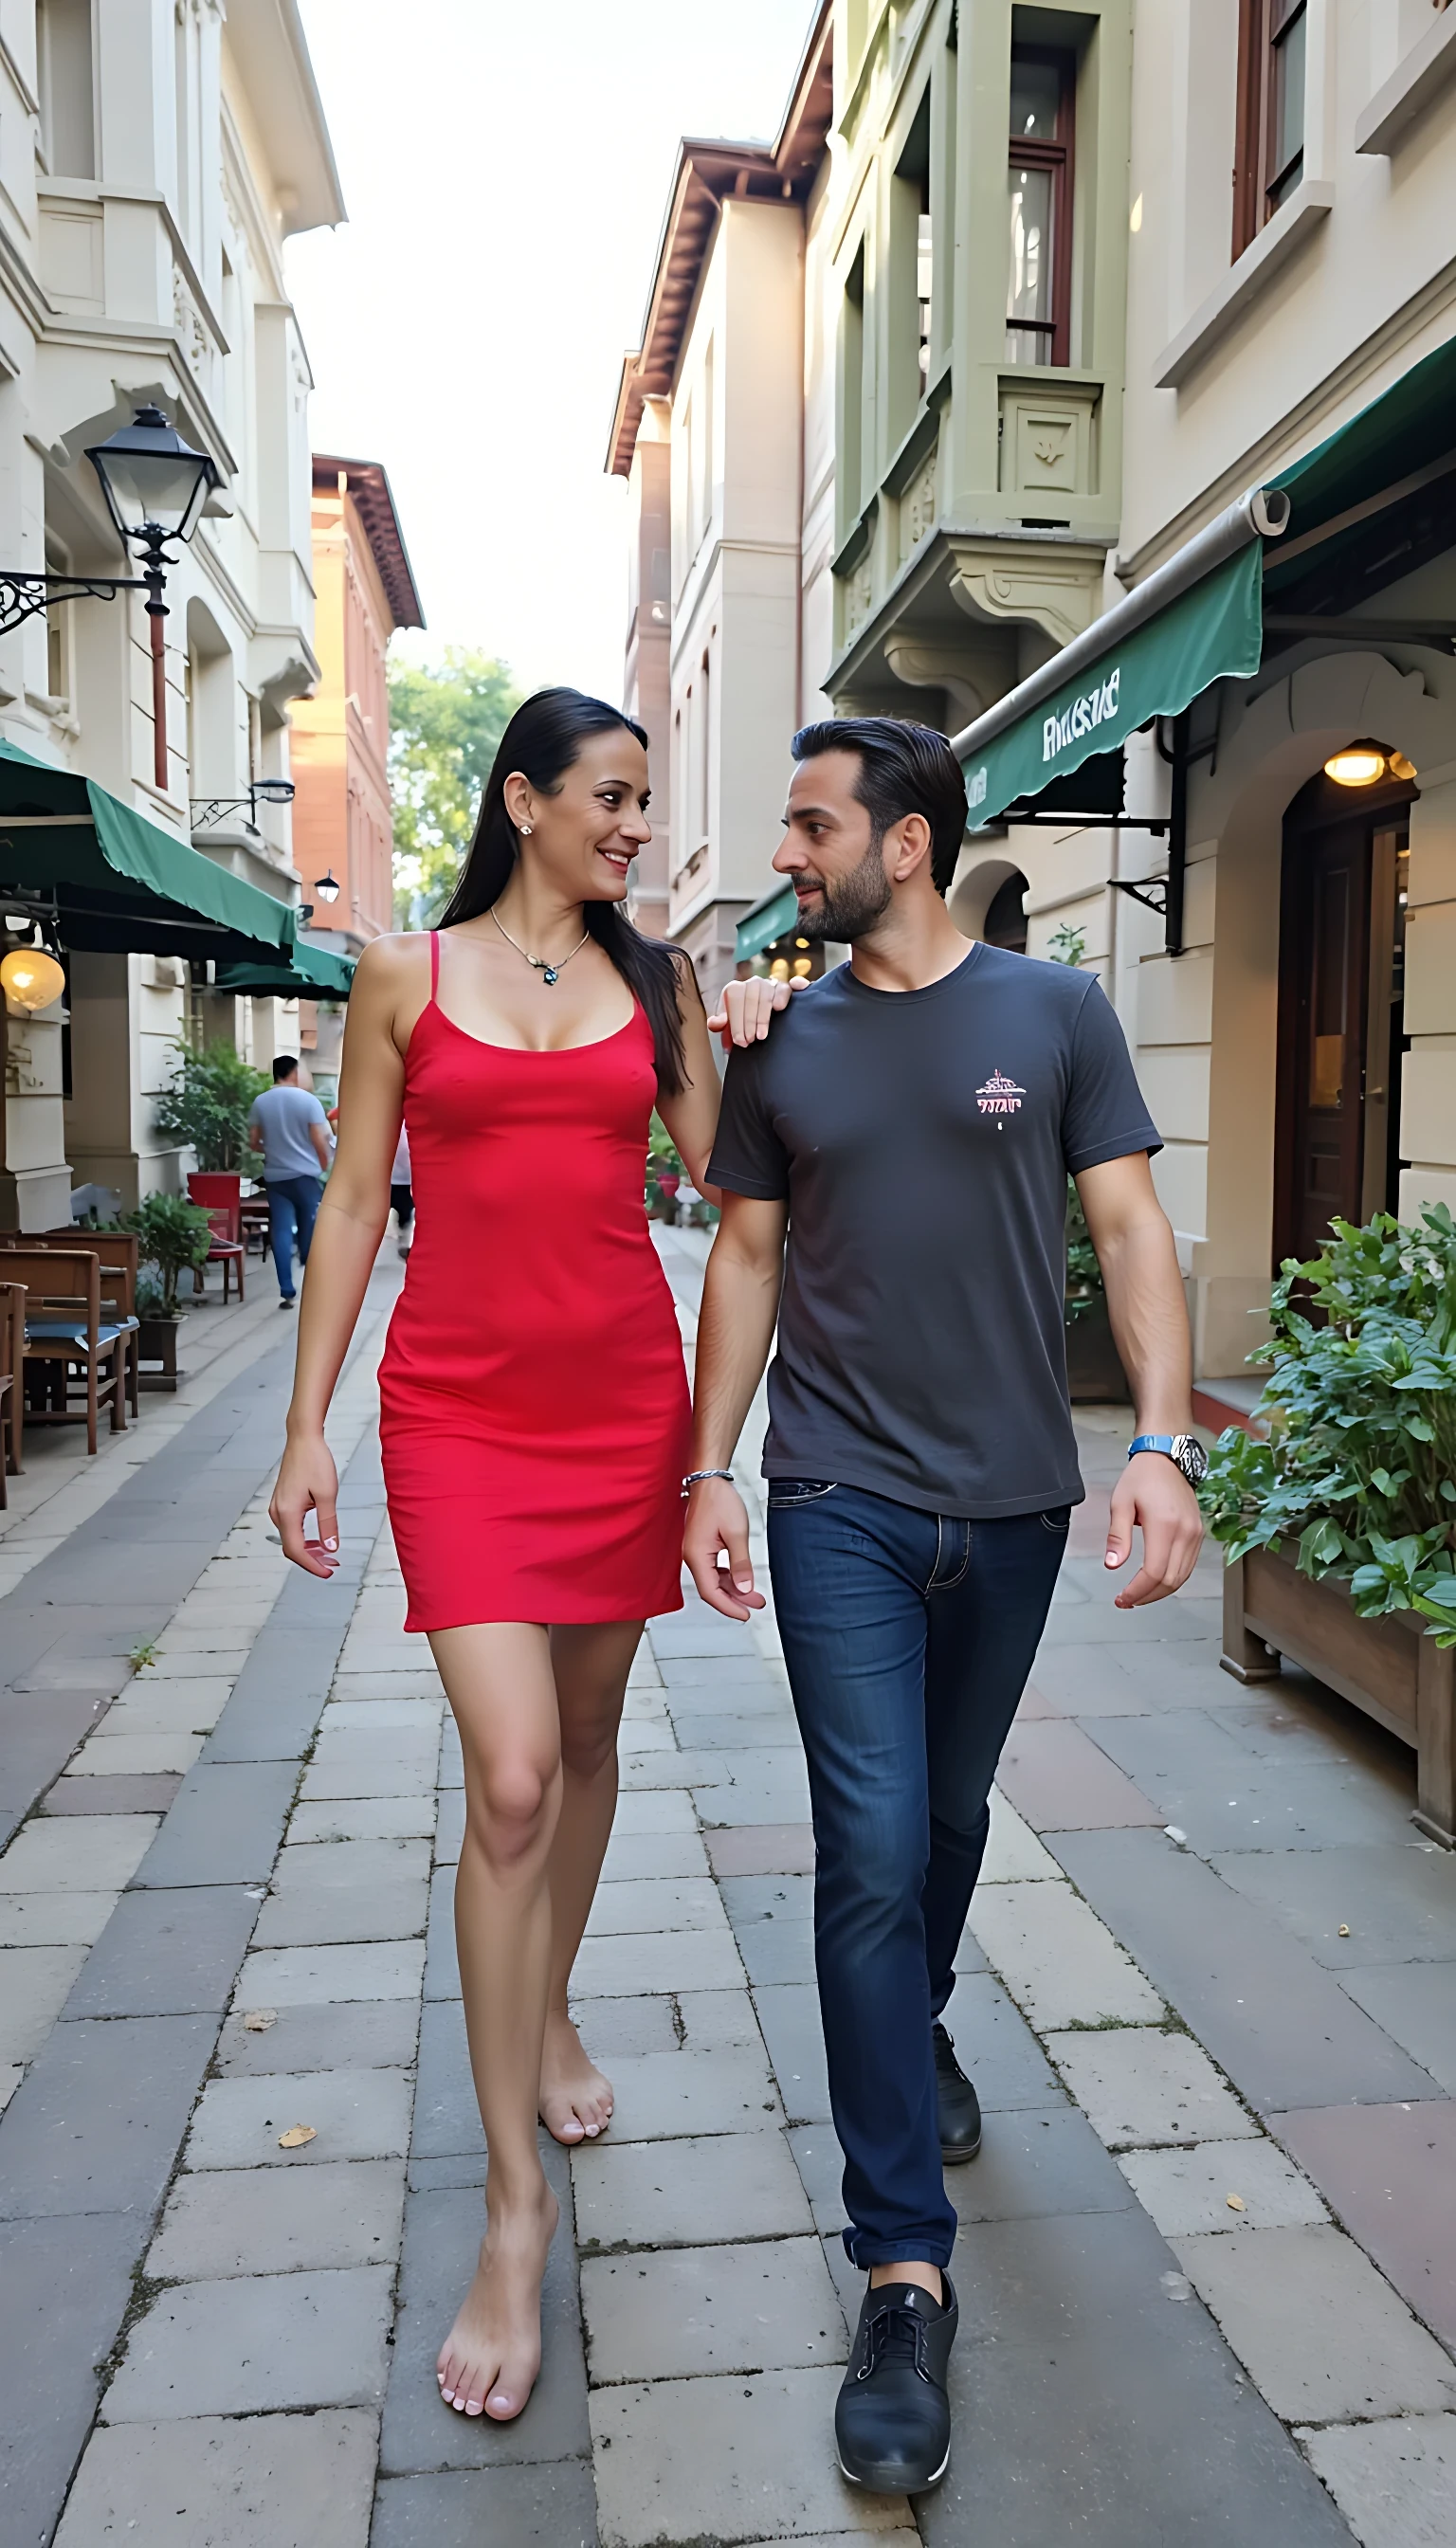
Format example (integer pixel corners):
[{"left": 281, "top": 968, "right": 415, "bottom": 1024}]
[
  {"left": 194, "top": 1207, "right": 246, "bottom": 1302},
  {"left": 188, "top": 1173, "right": 242, "bottom": 1220}
]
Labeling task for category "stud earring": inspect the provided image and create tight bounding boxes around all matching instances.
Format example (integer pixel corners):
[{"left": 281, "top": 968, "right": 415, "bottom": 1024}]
[{"left": 520, "top": 823, "right": 533, "bottom": 837}]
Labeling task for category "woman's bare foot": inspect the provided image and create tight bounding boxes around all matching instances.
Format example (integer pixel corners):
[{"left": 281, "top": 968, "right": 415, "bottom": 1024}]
[
  {"left": 538, "top": 2011, "right": 613, "bottom": 2144},
  {"left": 437, "top": 2184, "right": 559, "bottom": 2419}
]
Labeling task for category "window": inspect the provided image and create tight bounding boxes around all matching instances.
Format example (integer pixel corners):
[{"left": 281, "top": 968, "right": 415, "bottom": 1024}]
[
  {"left": 839, "top": 241, "right": 865, "bottom": 524},
  {"left": 698, "top": 650, "right": 711, "bottom": 849},
  {"left": 895, "top": 91, "right": 933, "bottom": 410},
  {"left": 1006, "top": 48, "right": 1074, "bottom": 367},
  {"left": 36, "top": 0, "right": 95, "bottom": 179},
  {"left": 1232, "top": 0, "right": 1307, "bottom": 257}
]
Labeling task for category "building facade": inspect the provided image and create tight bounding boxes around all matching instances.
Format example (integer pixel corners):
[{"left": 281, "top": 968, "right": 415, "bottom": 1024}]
[
  {"left": 963, "top": 0, "right": 1456, "bottom": 1403},
  {"left": 1, "top": 0, "right": 342, "bottom": 1224},
  {"left": 610, "top": 7, "right": 836, "bottom": 992}
]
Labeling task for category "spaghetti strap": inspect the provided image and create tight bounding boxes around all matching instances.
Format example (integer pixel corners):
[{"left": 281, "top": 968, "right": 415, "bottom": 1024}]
[{"left": 429, "top": 930, "right": 440, "bottom": 999}]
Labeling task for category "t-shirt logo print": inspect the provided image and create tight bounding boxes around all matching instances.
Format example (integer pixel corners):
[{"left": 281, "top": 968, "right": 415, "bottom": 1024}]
[{"left": 975, "top": 1067, "right": 1026, "bottom": 1116}]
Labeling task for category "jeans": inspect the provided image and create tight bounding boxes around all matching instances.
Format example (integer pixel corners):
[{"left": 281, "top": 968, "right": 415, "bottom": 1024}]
[
  {"left": 391, "top": 1182, "right": 414, "bottom": 1230},
  {"left": 767, "top": 1479, "right": 1069, "bottom": 2268},
  {"left": 265, "top": 1174, "right": 322, "bottom": 1300}
]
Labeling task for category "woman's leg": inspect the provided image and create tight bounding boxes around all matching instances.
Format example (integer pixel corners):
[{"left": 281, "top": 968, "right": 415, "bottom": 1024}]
[
  {"left": 537, "top": 1617, "right": 644, "bottom": 2142},
  {"left": 428, "top": 1621, "right": 563, "bottom": 2420}
]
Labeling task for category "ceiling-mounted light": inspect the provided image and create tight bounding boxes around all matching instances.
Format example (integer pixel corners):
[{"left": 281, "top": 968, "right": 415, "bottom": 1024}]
[
  {"left": 1, "top": 946, "right": 65, "bottom": 1011},
  {"left": 1324, "top": 741, "right": 1387, "bottom": 788}
]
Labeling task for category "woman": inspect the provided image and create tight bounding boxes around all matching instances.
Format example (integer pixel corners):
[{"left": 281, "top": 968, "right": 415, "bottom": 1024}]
[{"left": 269, "top": 689, "right": 782, "bottom": 2428}]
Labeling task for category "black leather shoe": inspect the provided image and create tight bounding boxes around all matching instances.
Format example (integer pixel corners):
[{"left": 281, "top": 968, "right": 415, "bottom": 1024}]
[
  {"left": 934, "top": 2022, "right": 982, "bottom": 2164},
  {"left": 836, "top": 2272, "right": 957, "bottom": 2493}
]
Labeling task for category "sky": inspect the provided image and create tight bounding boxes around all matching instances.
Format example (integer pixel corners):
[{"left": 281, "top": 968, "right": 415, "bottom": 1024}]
[{"left": 286, "top": 0, "right": 816, "bottom": 702}]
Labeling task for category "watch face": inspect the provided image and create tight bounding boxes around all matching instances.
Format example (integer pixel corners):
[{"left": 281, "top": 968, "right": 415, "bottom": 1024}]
[{"left": 1175, "top": 1437, "right": 1210, "bottom": 1486}]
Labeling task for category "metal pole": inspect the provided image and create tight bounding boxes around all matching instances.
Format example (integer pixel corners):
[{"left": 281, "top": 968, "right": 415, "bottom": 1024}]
[
  {"left": 1165, "top": 712, "right": 1189, "bottom": 959},
  {"left": 144, "top": 543, "right": 168, "bottom": 793}
]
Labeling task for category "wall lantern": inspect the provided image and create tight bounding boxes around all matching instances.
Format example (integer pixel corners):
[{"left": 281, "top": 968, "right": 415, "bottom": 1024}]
[
  {"left": 191, "top": 777, "right": 297, "bottom": 833},
  {"left": 312, "top": 868, "right": 341, "bottom": 905},
  {"left": 1, "top": 944, "right": 66, "bottom": 1012},
  {"left": 84, "top": 407, "right": 221, "bottom": 794},
  {"left": 1324, "top": 739, "right": 1418, "bottom": 789}
]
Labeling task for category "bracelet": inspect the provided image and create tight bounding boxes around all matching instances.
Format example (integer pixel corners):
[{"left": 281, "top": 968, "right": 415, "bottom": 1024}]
[{"left": 682, "top": 1468, "right": 734, "bottom": 1497}]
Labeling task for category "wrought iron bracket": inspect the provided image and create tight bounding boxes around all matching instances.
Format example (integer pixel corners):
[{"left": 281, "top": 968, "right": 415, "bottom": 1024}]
[
  {"left": 0, "top": 571, "right": 146, "bottom": 636},
  {"left": 190, "top": 796, "right": 260, "bottom": 833},
  {"left": 1108, "top": 876, "right": 1169, "bottom": 919}
]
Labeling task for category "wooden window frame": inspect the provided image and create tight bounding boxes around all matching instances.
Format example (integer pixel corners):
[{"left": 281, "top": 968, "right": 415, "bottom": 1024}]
[
  {"left": 1232, "top": 0, "right": 1308, "bottom": 260},
  {"left": 1006, "top": 45, "right": 1076, "bottom": 370}
]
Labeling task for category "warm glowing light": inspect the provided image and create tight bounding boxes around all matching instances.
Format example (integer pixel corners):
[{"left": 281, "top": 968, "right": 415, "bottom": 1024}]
[
  {"left": 792, "top": 957, "right": 812, "bottom": 975},
  {"left": 0, "top": 947, "right": 65, "bottom": 1011},
  {"left": 794, "top": 937, "right": 810, "bottom": 950},
  {"left": 1324, "top": 746, "right": 1386, "bottom": 788},
  {"left": 1389, "top": 751, "right": 1417, "bottom": 782},
  {"left": 1130, "top": 193, "right": 1143, "bottom": 233},
  {"left": 769, "top": 958, "right": 791, "bottom": 981}
]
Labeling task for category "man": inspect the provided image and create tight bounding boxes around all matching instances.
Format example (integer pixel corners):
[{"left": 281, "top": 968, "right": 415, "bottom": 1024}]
[
  {"left": 246, "top": 1055, "right": 332, "bottom": 1308},
  {"left": 684, "top": 719, "right": 1205, "bottom": 2495}
]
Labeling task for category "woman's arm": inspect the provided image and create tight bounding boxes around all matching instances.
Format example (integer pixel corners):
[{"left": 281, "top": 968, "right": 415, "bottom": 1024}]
[
  {"left": 660, "top": 961, "right": 788, "bottom": 1191},
  {"left": 268, "top": 936, "right": 425, "bottom": 1575}
]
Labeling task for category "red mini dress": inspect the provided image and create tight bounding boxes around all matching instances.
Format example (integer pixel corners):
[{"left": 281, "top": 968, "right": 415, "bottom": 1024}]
[{"left": 377, "top": 934, "right": 691, "bottom": 1631}]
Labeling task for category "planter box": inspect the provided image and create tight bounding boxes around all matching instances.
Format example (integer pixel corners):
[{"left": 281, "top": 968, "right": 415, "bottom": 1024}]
[
  {"left": 1065, "top": 1301, "right": 1129, "bottom": 1403},
  {"left": 1223, "top": 1542, "right": 1455, "bottom": 1847},
  {"left": 137, "top": 1316, "right": 186, "bottom": 1394}
]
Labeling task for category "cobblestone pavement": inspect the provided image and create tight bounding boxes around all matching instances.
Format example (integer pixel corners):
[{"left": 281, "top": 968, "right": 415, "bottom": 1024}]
[{"left": 2, "top": 1230, "right": 1454, "bottom": 2544}]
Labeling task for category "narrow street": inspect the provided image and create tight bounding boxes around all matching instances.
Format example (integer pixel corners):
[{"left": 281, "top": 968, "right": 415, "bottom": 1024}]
[{"left": 2, "top": 1232, "right": 1453, "bottom": 2546}]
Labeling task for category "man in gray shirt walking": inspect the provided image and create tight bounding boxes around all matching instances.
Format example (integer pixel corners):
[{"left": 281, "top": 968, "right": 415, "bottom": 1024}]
[
  {"left": 684, "top": 719, "right": 1205, "bottom": 2496},
  {"left": 246, "top": 1055, "right": 331, "bottom": 1307}
]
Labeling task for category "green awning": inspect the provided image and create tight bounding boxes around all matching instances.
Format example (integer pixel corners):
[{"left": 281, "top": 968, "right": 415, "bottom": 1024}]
[
  {"left": 956, "top": 330, "right": 1456, "bottom": 825},
  {"left": 0, "top": 737, "right": 298, "bottom": 962},
  {"left": 736, "top": 882, "right": 799, "bottom": 965},
  {"left": 960, "top": 542, "right": 1265, "bottom": 827},
  {"left": 217, "top": 941, "right": 355, "bottom": 1000}
]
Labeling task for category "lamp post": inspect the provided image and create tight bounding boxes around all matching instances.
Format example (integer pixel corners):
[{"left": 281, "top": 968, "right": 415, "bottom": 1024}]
[
  {"left": 312, "top": 868, "right": 340, "bottom": 906},
  {"left": 84, "top": 407, "right": 221, "bottom": 792},
  {"left": 190, "top": 776, "right": 297, "bottom": 833}
]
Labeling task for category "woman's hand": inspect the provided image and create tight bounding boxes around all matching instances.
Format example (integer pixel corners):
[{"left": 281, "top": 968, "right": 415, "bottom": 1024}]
[
  {"left": 270, "top": 1430, "right": 341, "bottom": 1578},
  {"left": 706, "top": 974, "right": 799, "bottom": 1050}
]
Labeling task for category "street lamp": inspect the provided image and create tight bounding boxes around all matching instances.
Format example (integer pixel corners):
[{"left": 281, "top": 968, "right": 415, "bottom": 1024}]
[
  {"left": 85, "top": 407, "right": 221, "bottom": 792},
  {"left": 1, "top": 916, "right": 66, "bottom": 1013},
  {"left": 191, "top": 777, "right": 298, "bottom": 832},
  {"left": 313, "top": 868, "right": 341, "bottom": 905}
]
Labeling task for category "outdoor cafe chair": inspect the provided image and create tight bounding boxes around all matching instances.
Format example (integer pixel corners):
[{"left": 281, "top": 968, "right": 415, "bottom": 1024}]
[
  {"left": 0, "top": 1279, "right": 24, "bottom": 1499},
  {"left": 187, "top": 1175, "right": 246, "bottom": 1302},
  {"left": 7, "top": 1247, "right": 125, "bottom": 1455},
  {"left": 1, "top": 1230, "right": 143, "bottom": 1421}
]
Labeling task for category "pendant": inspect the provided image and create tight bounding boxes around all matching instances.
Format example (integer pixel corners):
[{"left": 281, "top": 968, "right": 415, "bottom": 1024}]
[{"left": 541, "top": 966, "right": 559, "bottom": 987}]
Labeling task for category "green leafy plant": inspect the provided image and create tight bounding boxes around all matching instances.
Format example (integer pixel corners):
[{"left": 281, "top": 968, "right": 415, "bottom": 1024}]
[
  {"left": 646, "top": 1114, "right": 684, "bottom": 1218},
  {"left": 1047, "top": 920, "right": 1087, "bottom": 967},
  {"left": 389, "top": 650, "right": 522, "bottom": 923},
  {"left": 1065, "top": 1176, "right": 1104, "bottom": 1323},
  {"left": 152, "top": 1040, "right": 269, "bottom": 1173},
  {"left": 123, "top": 1192, "right": 213, "bottom": 1315},
  {"left": 1200, "top": 1206, "right": 1456, "bottom": 1647}
]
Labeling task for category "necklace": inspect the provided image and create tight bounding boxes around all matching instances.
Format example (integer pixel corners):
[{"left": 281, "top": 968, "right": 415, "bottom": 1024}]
[{"left": 490, "top": 906, "right": 591, "bottom": 988}]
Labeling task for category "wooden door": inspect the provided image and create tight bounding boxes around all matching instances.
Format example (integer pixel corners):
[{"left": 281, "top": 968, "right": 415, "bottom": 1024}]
[{"left": 1276, "top": 817, "right": 1371, "bottom": 1266}]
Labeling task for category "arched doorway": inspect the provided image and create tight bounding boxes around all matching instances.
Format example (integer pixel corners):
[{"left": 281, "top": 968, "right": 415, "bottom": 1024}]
[
  {"left": 982, "top": 870, "right": 1029, "bottom": 953},
  {"left": 949, "top": 855, "right": 1028, "bottom": 952}
]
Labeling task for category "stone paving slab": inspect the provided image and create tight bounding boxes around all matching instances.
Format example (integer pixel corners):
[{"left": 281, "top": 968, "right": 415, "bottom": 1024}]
[
  {"left": 0, "top": 1889, "right": 117, "bottom": 1947},
  {"left": 571, "top": 1924, "right": 747, "bottom": 1997},
  {"left": 234, "top": 1939, "right": 426, "bottom": 2005},
  {"left": 937, "top": 1970, "right": 1065, "bottom": 2111},
  {"left": 1046, "top": 2024, "right": 1261, "bottom": 2148},
  {"left": 1272, "top": 2099, "right": 1456, "bottom": 2348},
  {"left": 589, "top": 2369, "right": 908, "bottom": 2547},
  {"left": 1118, "top": 2137, "right": 1330, "bottom": 2237},
  {"left": 56, "top": 2410, "right": 380, "bottom": 2548},
  {"left": 1297, "top": 2412, "right": 1456, "bottom": 2548},
  {"left": 748, "top": 1983, "right": 832, "bottom": 2125},
  {"left": 582, "top": 2235, "right": 846, "bottom": 2382},
  {"left": 0, "top": 2010, "right": 217, "bottom": 2220},
  {"left": 596, "top": 2046, "right": 783, "bottom": 2140},
  {"left": 706, "top": 1821, "right": 817, "bottom": 1876},
  {"left": 293, "top": 1794, "right": 439, "bottom": 1845},
  {"left": 0, "top": 1811, "right": 159, "bottom": 1892},
  {"left": 131, "top": 1760, "right": 300, "bottom": 1888},
  {"left": 1210, "top": 1842, "right": 1456, "bottom": 1966},
  {"left": 0, "top": 1942, "right": 90, "bottom": 2064},
  {"left": 370, "top": 2462, "right": 599, "bottom": 2548},
  {"left": 40, "top": 1771, "right": 183, "bottom": 1815},
  {"left": 152, "top": 2157, "right": 407, "bottom": 2279},
  {"left": 599, "top": 1828, "right": 712, "bottom": 1881},
  {"left": 102, "top": 2265, "right": 394, "bottom": 2421},
  {"left": 968, "top": 1876, "right": 1164, "bottom": 2029},
  {"left": 945, "top": 2102, "right": 1137, "bottom": 2226},
  {"left": 1049, "top": 1827, "right": 1441, "bottom": 2111},
  {"left": 64, "top": 1881, "right": 262, "bottom": 2017},
  {"left": 185, "top": 2066, "right": 414, "bottom": 2169},
  {"left": 585, "top": 1875, "right": 732, "bottom": 1936},
  {"left": 994, "top": 1719, "right": 1166, "bottom": 1831},
  {"left": 573, "top": 2127, "right": 814, "bottom": 2251},
  {"left": 251, "top": 1879, "right": 428, "bottom": 1947},
  {"left": 1173, "top": 2225, "right": 1456, "bottom": 2422},
  {"left": 1336, "top": 1960, "right": 1456, "bottom": 2094},
  {"left": 0, "top": 2210, "right": 141, "bottom": 2548},
  {"left": 215, "top": 1995, "right": 421, "bottom": 2079}
]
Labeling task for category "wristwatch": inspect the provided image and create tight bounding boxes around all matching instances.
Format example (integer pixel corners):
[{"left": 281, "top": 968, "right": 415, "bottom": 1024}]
[{"left": 1128, "top": 1432, "right": 1209, "bottom": 1486}]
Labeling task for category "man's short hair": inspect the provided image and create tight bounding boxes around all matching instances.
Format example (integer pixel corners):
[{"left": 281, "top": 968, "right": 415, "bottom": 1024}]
[
  {"left": 791, "top": 717, "right": 969, "bottom": 896},
  {"left": 272, "top": 1055, "right": 300, "bottom": 1083}
]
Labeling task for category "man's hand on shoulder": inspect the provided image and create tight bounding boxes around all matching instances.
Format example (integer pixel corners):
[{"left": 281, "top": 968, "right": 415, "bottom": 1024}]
[
  {"left": 683, "top": 1476, "right": 765, "bottom": 1620},
  {"left": 706, "top": 974, "right": 802, "bottom": 1051},
  {"left": 1103, "top": 1451, "right": 1203, "bottom": 1607}
]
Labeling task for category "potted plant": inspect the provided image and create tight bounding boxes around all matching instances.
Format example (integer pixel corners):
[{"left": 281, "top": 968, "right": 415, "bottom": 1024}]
[
  {"left": 152, "top": 1038, "right": 269, "bottom": 1173},
  {"left": 1203, "top": 1205, "right": 1456, "bottom": 1845},
  {"left": 1064, "top": 1174, "right": 1128, "bottom": 1401},
  {"left": 123, "top": 1193, "right": 214, "bottom": 1391},
  {"left": 646, "top": 1115, "right": 685, "bottom": 1221}
]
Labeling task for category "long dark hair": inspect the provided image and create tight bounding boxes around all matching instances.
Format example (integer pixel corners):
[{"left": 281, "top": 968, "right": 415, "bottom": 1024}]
[{"left": 438, "top": 686, "right": 689, "bottom": 1096}]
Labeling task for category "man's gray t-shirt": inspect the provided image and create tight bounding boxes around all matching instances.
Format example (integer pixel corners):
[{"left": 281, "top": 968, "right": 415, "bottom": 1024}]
[
  {"left": 247, "top": 1084, "right": 328, "bottom": 1182},
  {"left": 707, "top": 945, "right": 1161, "bottom": 1518}
]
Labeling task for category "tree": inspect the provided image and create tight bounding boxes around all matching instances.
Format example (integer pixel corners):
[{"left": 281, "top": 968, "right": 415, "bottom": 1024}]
[{"left": 388, "top": 650, "right": 522, "bottom": 923}]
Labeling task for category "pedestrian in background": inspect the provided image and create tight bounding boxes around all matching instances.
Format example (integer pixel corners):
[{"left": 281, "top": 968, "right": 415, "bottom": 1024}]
[
  {"left": 391, "top": 1121, "right": 414, "bottom": 1256},
  {"left": 246, "top": 1055, "right": 332, "bottom": 1309}
]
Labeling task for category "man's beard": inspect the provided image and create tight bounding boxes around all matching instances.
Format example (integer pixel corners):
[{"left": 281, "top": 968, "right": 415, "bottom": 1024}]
[{"left": 794, "top": 834, "right": 891, "bottom": 942}]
